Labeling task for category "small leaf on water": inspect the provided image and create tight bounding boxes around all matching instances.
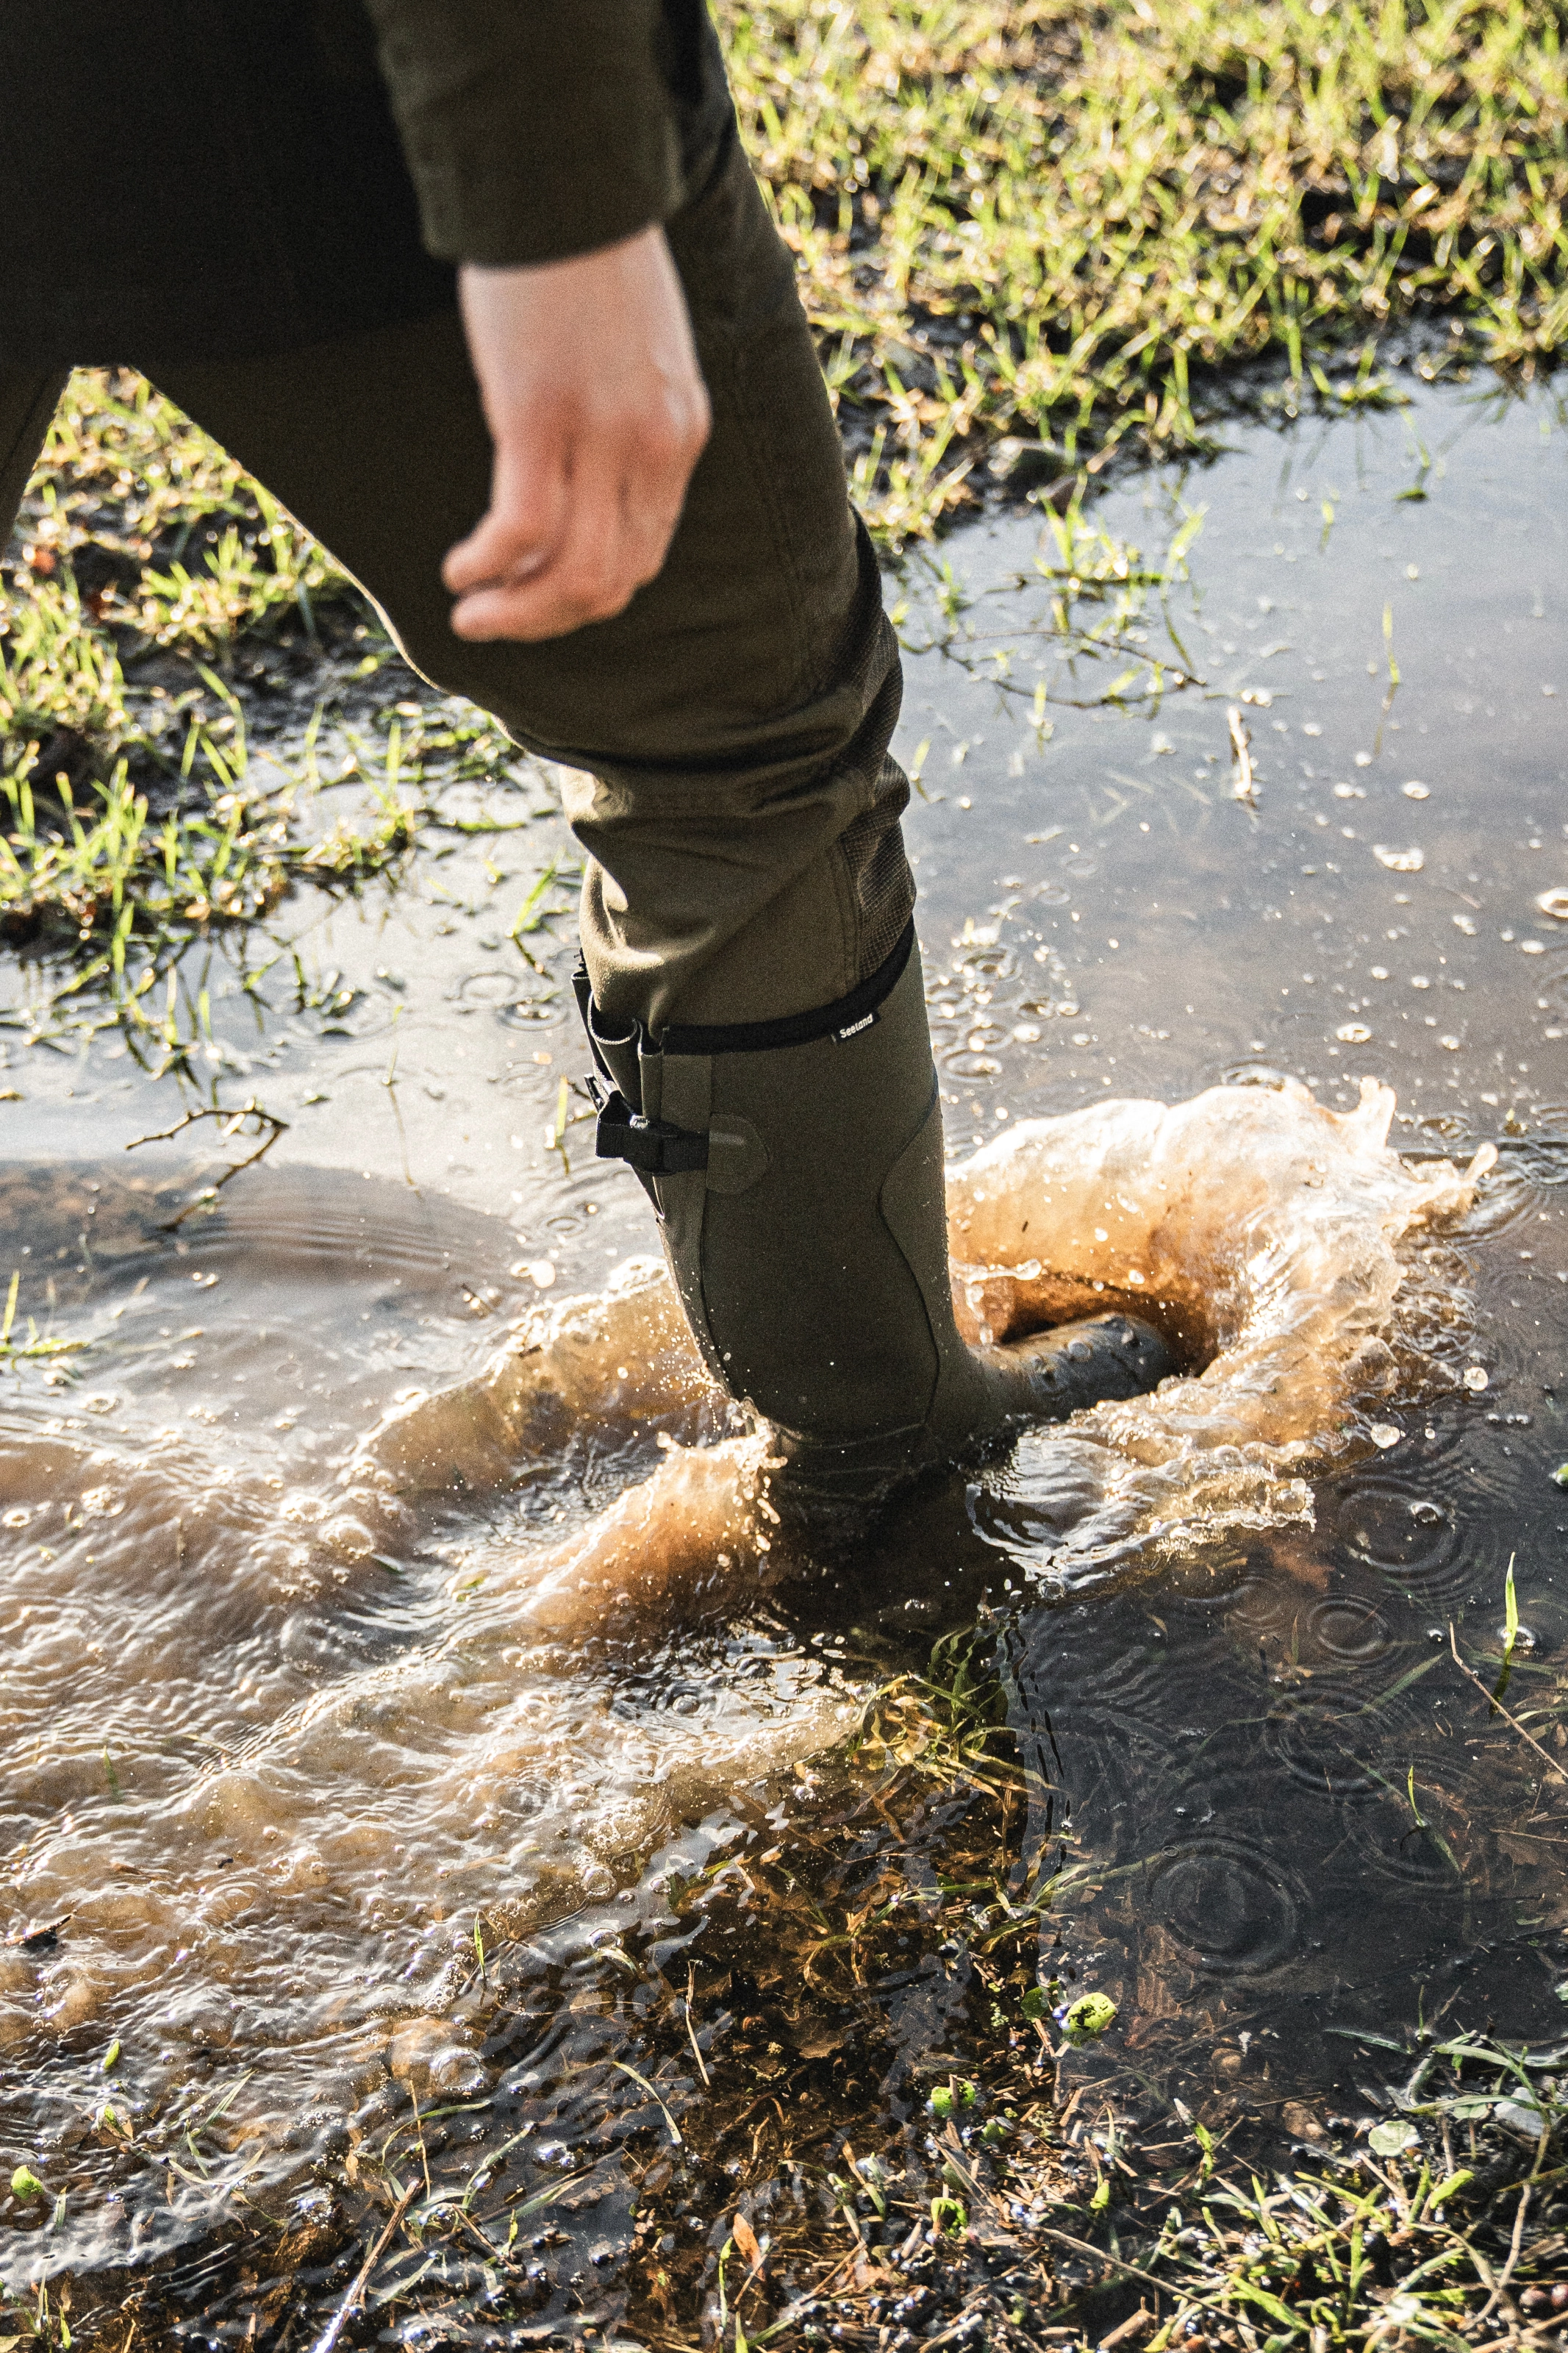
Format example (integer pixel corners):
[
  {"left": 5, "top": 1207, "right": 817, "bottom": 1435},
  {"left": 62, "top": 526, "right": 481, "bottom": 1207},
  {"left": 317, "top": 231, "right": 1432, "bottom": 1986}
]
[
  {"left": 1060, "top": 1992, "right": 1118, "bottom": 2040},
  {"left": 1427, "top": 2168, "right": 1475, "bottom": 2206},
  {"left": 101, "top": 2037, "right": 121, "bottom": 2072},
  {"left": 1089, "top": 2177, "right": 1111, "bottom": 2211},
  {"left": 1553, "top": 1463, "right": 1568, "bottom": 1489},
  {"left": 10, "top": 2165, "right": 43, "bottom": 2199},
  {"left": 1368, "top": 2120, "right": 1420, "bottom": 2157},
  {"left": 1019, "top": 1987, "right": 1047, "bottom": 2020},
  {"left": 931, "top": 2079, "right": 979, "bottom": 2118},
  {"left": 732, "top": 2213, "right": 763, "bottom": 2271}
]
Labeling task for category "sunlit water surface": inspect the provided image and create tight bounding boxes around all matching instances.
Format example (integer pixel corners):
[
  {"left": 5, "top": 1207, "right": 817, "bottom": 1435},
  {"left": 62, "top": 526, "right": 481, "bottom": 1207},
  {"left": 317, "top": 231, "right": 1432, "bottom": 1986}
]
[{"left": 1, "top": 374, "right": 1566, "bottom": 2331}]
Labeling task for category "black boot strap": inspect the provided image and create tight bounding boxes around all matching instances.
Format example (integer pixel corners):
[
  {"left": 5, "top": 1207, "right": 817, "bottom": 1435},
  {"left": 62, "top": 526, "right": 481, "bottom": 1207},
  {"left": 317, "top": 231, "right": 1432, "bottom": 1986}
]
[
  {"left": 590, "top": 1083, "right": 709, "bottom": 1176},
  {"left": 573, "top": 919, "right": 914, "bottom": 1068}
]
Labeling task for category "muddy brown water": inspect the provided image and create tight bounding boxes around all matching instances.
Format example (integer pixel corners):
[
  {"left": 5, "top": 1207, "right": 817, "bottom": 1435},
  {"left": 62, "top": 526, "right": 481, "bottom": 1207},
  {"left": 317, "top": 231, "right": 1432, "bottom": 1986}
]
[{"left": 1, "top": 371, "right": 1567, "bottom": 2339}]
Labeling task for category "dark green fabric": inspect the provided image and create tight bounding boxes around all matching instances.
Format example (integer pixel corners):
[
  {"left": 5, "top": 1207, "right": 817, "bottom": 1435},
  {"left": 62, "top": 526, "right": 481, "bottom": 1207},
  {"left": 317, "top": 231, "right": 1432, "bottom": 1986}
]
[
  {"left": 0, "top": 1, "right": 728, "bottom": 368},
  {"left": 362, "top": 0, "right": 730, "bottom": 268},
  {"left": 0, "top": 372, "right": 71, "bottom": 546},
  {"left": 119, "top": 135, "right": 912, "bottom": 1032},
  {"left": 618, "top": 944, "right": 1175, "bottom": 1519}
]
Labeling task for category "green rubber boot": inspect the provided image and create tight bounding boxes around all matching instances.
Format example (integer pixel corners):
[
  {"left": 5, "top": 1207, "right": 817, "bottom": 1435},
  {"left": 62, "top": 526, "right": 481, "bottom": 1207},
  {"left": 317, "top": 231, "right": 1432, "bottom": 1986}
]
[{"left": 576, "top": 925, "right": 1174, "bottom": 1524}]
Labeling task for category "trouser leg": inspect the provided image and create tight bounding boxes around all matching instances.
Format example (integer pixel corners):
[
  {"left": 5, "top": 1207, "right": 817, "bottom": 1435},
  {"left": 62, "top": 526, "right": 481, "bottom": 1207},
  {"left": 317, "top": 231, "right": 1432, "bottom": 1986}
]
[
  {"left": 140, "top": 128, "right": 1172, "bottom": 1507},
  {"left": 146, "top": 124, "right": 912, "bottom": 1036},
  {"left": 0, "top": 368, "right": 71, "bottom": 553}
]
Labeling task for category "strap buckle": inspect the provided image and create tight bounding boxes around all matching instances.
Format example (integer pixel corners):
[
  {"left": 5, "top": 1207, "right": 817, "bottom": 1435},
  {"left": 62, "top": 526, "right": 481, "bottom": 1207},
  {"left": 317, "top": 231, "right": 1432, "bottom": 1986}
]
[{"left": 590, "top": 1082, "right": 709, "bottom": 1176}]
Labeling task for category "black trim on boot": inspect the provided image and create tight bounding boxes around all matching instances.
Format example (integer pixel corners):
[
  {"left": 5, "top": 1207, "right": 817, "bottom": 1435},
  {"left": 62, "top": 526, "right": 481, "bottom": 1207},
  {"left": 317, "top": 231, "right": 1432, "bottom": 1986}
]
[{"left": 660, "top": 919, "right": 914, "bottom": 1057}]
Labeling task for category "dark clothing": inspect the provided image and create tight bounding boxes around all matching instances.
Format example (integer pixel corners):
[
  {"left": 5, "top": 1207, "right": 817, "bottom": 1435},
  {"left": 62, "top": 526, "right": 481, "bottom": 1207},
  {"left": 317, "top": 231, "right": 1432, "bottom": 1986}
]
[
  {"left": 0, "top": 0, "right": 730, "bottom": 368},
  {"left": 361, "top": 0, "right": 730, "bottom": 268},
  {"left": 0, "top": 132, "right": 914, "bottom": 1032}
]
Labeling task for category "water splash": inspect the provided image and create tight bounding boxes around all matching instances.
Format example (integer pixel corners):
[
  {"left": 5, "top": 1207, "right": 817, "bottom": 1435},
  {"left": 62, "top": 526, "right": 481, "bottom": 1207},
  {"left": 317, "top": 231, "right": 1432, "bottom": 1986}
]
[
  {"left": 370, "top": 1079, "right": 1492, "bottom": 1603},
  {"left": 0, "top": 1077, "right": 1497, "bottom": 2274},
  {"left": 954, "top": 1076, "right": 1493, "bottom": 1585}
]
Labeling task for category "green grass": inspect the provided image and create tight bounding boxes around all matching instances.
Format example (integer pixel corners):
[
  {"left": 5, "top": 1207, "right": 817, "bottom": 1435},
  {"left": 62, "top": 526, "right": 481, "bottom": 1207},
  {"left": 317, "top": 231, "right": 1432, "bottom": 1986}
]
[
  {"left": 723, "top": 0, "right": 1568, "bottom": 532},
  {"left": 4, "top": 0, "right": 1567, "bottom": 958}
]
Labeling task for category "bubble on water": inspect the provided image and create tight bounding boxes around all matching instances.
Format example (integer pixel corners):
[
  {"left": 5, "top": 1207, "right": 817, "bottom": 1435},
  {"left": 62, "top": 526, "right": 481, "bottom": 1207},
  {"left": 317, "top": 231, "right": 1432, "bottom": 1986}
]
[
  {"left": 1374, "top": 846, "right": 1425, "bottom": 872},
  {"left": 1337, "top": 1022, "right": 1372, "bottom": 1043},
  {"left": 1369, "top": 1424, "right": 1400, "bottom": 1449},
  {"left": 1536, "top": 888, "right": 1568, "bottom": 920},
  {"left": 1520, "top": 939, "right": 1545, "bottom": 954},
  {"left": 1462, "top": 1365, "right": 1489, "bottom": 1391},
  {"left": 1402, "top": 782, "right": 1430, "bottom": 799}
]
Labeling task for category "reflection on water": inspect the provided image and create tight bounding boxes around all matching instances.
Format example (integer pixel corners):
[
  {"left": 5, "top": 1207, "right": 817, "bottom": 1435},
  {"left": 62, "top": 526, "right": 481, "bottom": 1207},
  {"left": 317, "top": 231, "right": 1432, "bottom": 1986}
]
[{"left": 1, "top": 374, "right": 1566, "bottom": 2328}]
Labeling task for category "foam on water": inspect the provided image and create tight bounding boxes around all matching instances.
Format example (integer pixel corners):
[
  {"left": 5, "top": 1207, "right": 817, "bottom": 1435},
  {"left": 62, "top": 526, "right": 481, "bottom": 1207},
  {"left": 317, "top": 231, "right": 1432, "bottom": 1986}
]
[
  {"left": 370, "top": 1072, "right": 1493, "bottom": 1594},
  {"left": 0, "top": 1079, "right": 1494, "bottom": 2271},
  {"left": 952, "top": 1076, "right": 1495, "bottom": 1582}
]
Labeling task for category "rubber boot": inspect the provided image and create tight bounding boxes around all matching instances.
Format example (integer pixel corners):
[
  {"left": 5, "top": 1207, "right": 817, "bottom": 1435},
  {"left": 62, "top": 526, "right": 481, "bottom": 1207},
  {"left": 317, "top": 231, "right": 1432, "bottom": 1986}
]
[{"left": 576, "top": 924, "right": 1173, "bottom": 1524}]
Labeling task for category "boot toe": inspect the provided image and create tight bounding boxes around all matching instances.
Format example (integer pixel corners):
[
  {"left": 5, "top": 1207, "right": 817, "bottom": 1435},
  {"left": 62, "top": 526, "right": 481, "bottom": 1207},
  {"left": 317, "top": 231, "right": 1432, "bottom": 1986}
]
[{"left": 1006, "top": 1311, "right": 1175, "bottom": 1417}]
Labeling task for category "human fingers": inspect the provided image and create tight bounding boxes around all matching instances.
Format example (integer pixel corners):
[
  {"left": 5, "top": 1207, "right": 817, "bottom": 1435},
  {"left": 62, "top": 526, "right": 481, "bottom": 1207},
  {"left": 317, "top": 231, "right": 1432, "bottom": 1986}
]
[
  {"left": 448, "top": 443, "right": 631, "bottom": 643},
  {"left": 449, "top": 388, "right": 706, "bottom": 642},
  {"left": 441, "top": 435, "right": 570, "bottom": 601}
]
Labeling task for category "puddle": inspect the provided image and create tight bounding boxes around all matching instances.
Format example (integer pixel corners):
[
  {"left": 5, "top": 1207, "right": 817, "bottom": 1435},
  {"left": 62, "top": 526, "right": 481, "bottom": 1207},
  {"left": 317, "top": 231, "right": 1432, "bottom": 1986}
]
[{"left": 1, "top": 374, "right": 1567, "bottom": 2333}]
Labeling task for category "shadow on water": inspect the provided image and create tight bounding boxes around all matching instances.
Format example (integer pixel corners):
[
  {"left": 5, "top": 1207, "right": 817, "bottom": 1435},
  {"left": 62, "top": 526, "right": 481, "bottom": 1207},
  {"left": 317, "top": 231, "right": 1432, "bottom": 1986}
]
[{"left": 1, "top": 373, "right": 1567, "bottom": 2343}]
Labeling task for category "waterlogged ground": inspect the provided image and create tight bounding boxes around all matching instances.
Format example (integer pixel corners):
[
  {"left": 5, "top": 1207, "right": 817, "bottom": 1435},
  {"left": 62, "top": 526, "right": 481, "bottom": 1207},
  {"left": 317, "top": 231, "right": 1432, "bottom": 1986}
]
[{"left": 1, "top": 373, "right": 1567, "bottom": 2344}]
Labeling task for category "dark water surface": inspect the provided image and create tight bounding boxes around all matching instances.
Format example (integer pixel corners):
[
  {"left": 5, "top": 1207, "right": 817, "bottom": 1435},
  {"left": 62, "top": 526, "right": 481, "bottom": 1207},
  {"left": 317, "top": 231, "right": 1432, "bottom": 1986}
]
[{"left": 1, "top": 374, "right": 1566, "bottom": 2338}]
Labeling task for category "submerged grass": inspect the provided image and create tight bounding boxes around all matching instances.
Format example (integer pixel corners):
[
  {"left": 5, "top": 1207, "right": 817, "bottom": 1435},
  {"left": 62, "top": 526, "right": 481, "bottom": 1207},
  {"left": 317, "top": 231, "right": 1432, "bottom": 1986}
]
[
  {"left": 11, "top": 1621, "right": 1563, "bottom": 2352},
  {"left": 723, "top": 0, "right": 1568, "bottom": 530}
]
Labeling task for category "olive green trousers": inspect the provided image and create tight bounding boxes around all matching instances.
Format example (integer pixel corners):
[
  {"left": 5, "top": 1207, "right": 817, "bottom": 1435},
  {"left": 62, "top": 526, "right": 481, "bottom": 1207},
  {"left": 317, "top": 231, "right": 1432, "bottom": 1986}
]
[{"left": 0, "top": 126, "right": 912, "bottom": 1036}]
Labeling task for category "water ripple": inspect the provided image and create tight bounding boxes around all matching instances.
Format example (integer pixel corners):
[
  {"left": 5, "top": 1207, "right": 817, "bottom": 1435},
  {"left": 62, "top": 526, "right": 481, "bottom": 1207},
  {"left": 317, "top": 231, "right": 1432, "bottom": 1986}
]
[{"left": 1142, "top": 1832, "right": 1305, "bottom": 1977}]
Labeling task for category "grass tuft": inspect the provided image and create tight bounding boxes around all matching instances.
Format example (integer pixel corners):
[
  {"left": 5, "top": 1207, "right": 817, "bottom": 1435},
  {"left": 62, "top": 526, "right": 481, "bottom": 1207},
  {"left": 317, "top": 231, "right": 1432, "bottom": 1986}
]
[{"left": 723, "top": 0, "right": 1568, "bottom": 532}]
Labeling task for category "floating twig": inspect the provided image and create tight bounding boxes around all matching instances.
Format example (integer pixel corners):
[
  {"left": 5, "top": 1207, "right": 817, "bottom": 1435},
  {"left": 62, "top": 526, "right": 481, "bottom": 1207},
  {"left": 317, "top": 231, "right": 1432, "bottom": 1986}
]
[
  {"left": 1226, "top": 704, "right": 1257, "bottom": 809},
  {"left": 1448, "top": 1624, "right": 1565, "bottom": 1788},
  {"left": 124, "top": 1097, "right": 289, "bottom": 1229},
  {"left": 307, "top": 2183, "right": 418, "bottom": 2353}
]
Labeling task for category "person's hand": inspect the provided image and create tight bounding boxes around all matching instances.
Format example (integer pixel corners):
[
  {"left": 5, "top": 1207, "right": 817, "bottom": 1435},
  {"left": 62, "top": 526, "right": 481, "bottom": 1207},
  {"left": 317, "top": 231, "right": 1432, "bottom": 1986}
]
[{"left": 443, "top": 225, "right": 710, "bottom": 643}]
